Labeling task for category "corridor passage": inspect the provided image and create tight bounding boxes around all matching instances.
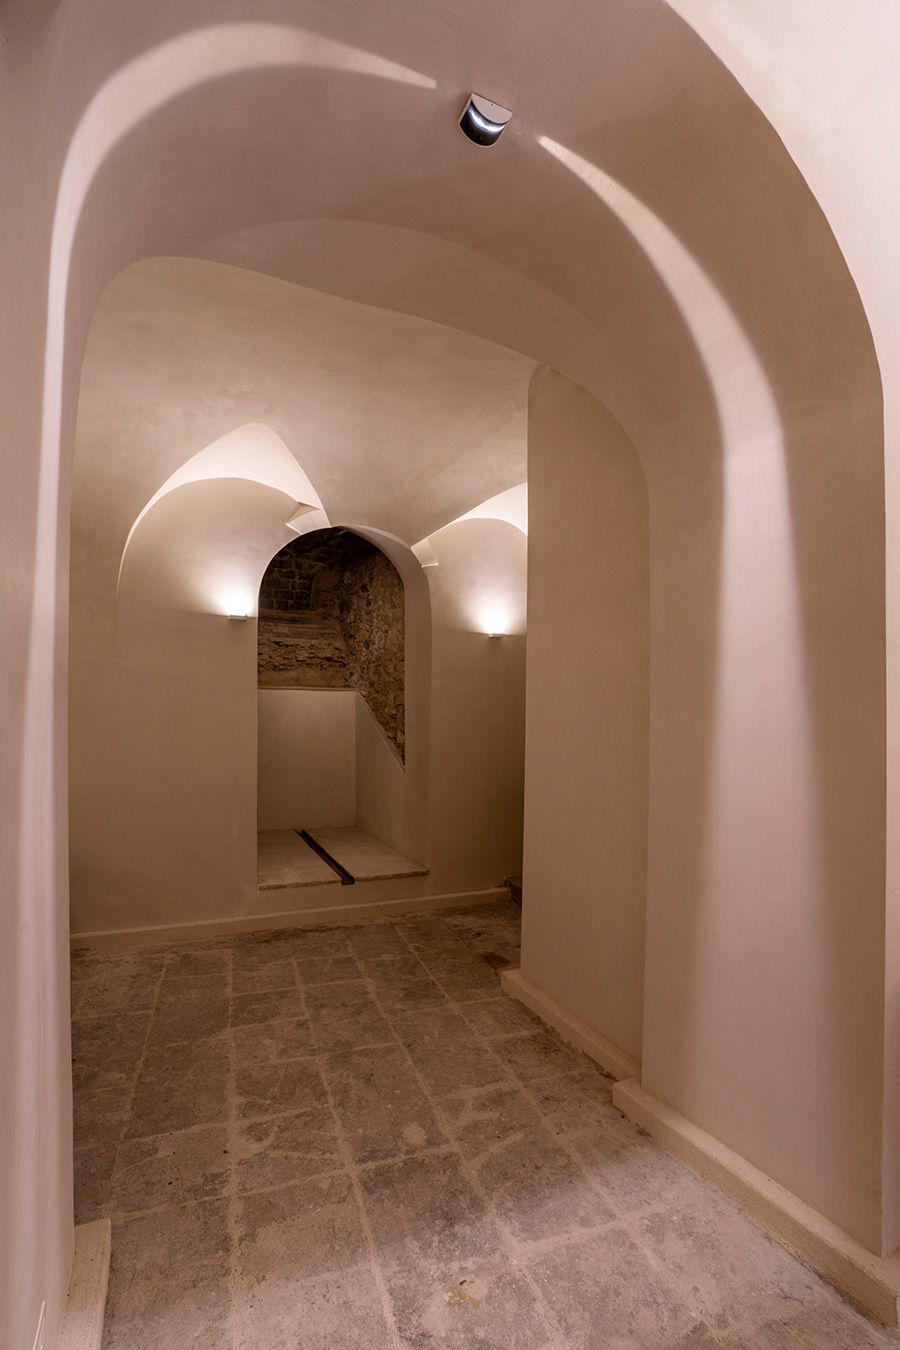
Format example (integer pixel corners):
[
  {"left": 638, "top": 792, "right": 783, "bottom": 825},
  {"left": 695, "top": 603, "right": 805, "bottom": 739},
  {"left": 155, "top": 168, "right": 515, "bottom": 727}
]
[{"left": 71, "top": 902, "right": 897, "bottom": 1349}]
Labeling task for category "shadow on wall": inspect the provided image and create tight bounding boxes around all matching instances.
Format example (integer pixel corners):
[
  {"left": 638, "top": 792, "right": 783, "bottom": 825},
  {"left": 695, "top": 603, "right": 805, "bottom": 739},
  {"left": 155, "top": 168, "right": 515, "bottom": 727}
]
[{"left": 258, "top": 527, "right": 405, "bottom": 757}]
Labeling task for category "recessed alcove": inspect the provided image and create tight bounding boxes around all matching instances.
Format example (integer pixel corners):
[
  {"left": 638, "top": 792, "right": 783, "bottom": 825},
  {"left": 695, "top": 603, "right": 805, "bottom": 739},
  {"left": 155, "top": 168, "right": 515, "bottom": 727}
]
[{"left": 255, "top": 527, "right": 424, "bottom": 889}]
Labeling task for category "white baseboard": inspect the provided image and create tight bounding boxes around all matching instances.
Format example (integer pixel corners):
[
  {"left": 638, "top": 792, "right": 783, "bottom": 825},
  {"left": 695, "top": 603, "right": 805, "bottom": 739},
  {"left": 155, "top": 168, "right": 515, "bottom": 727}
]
[
  {"left": 613, "top": 1077, "right": 900, "bottom": 1328},
  {"left": 59, "top": 1220, "right": 111, "bottom": 1350},
  {"left": 70, "top": 887, "right": 510, "bottom": 949},
  {"left": 501, "top": 968, "right": 641, "bottom": 1081}
]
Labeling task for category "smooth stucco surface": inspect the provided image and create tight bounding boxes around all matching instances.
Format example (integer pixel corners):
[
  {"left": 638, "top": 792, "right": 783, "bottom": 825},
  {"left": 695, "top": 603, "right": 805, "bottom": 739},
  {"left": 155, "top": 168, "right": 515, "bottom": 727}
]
[
  {"left": 257, "top": 690, "right": 357, "bottom": 832},
  {"left": 521, "top": 370, "right": 649, "bottom": 1065}
]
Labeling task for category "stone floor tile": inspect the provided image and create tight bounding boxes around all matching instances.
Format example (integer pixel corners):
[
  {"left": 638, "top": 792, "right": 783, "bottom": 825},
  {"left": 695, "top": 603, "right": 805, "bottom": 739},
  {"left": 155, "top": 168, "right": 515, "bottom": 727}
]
[
  {"left": 230, "top": 932, "right": 304, "bottom": 967},
  {"left": 75, "top": 953, "right": 165, "bottom": 1017},
  {"left": 717, "top": 1300, "right": 900, "bottom": 1349},
  {"left": 231, "top": 1015, "right": 315, "bottom": 1064},
  {"left": 73, "top": 1145, "right": 116, "bottom": 1224},
  {"left": 108, "top": 1125, "right": 229, "bottom": 1214},
  {"left": 442, "top": 1083, "right": 543, "bottom": 1160},
  {"left": 636, "top": 1191, "right": 832, "bottom": 1333},
  {"left": 290, "top": 928, "right": 353, "bottom": 959},
  {"left": 457, "top": 996, "right": 543, "bottom": 1040},
  {"left": 527, "top": 1065, "right": 618, "bottom": 1137},
  {"left": 524, "top": 1226, "right": 716, "bottom": 1350},
  {"left": 237, "top": 1172, "right": 368, "bottom": 1283},
  {"left": 72, "top": 1011, "right": 150, "bottom": 1090},
  {"left": 345, "top": 923, "right": 411, "bottom": 959},
  {"left": 238, "top": 1268, "right": 397, "bottom": 1350},
  {"left": 472, "top": 1128, "right": 615, "bottom": 1244},
  {"left": 102, "top": 1199, "right": 232, "bottom": 1349},
  {"left": 383, "top": 1258, "right": 553, "bottom": 1349},
  {"left": 235, "top": 1107, "right": 344, "bottom": 1193},
  {"left": 304, "top": 979, "right": 394, "bottom": 1052},
  {"left": 571, "top": 1117, "right": 710, "bottom": 1213},
  {"left": 371, "top": 974, "right": 449, "bottom": 1016},
  {"left": 785, "top": 1302, "right": 900, "bottom": 1348},
  {"left": 73, "top": 1083, "right": 131, "bottom": 1151},
  {"left": 324, "top": 1044, "right": 448, "bottom": 1164},
  {"left": 431, "top": 963, "right": 503, "bottom": 1002},
  {"left": 391, "top": 1005, "right": 508, "bottom": 1096},
  {"left": 163, "top": 947, "right": 230, "bottom": 980},
  {"left": 443, "top": 902, "right": 522, "bottom": 938},
  {"left": 145, "top": 990, "right": 230, "bottom": 1047},
  {"left": 126, "top": 1038, "right": 230, "bottom": 1138},
  {"left": 231, "top": 959, "right": 297, "bottom": 996},
  {"left": 359, "top": 1152, "right": 502, "bottom": 1271},
  {"left": 491, "top": 1030, "right": 585, "bottom": 1083},
  {"left": 295, "top": 952, "right": 361, "bottom": 985},
  {"left": 393, "top": 915, "right": 460, "bottom": 948},
  {"left": 361, "top": 952, "right": 430, "bottom": 982},
  {"left": 234, "top": 1055, "right": 328, "bottom": 1121},
  {"left": 231, "top": 986, "right": 308, "bottom": 1026}
]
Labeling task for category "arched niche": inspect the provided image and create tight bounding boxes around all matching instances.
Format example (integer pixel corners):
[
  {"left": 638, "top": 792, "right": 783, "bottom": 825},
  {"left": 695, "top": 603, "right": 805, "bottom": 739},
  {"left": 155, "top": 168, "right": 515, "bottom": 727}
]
[{"left": 255, "top": 527, "right": 411, "bottom": 860}]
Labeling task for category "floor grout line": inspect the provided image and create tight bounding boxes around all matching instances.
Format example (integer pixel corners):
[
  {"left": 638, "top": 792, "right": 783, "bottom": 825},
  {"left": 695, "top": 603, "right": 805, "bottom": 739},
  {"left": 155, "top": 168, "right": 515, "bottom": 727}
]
[
  {"left": 289, "top": 943, "right": 406, "bottom": 1350},
  {"left": 100, "top": 952, "right": 171, "bottom": 1222},
  {"left": 223, "top": 945, "right": 243, "bottom": 1350},
  {"left": 360, "top": 922, "right": 570, "bottom": 1350}
]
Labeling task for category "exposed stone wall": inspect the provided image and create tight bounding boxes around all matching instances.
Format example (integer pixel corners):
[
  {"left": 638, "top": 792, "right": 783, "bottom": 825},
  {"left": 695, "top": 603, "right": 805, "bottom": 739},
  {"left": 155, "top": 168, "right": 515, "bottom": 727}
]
[
  {"left": 258, "top": 529, "right": 404, "bottom": 756},
  {"left": 338, "top": 533, "right": 405, "bottom": 758}
]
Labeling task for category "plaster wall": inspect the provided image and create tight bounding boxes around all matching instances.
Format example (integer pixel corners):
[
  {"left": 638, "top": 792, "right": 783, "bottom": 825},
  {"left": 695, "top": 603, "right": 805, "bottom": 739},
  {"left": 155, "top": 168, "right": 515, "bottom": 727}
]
[
  {"left": 659, "top": 0, "right": 900, "bottom": 1258},
  {"left": 256, "top": 690, "right": 356, "bottom": 832},
  {"left": 0, "top": 9, "right": 74, "bottom": 1347},
  {"left": 69, "top": 478, "right": 296, "bottom": 931},
  {"left": 425, "top": 518, "right": 527, "bottom": 893},
  {"left": 521, "top": 370, "right": 649, "bottom": 1065},
  {"left": 355, "top": 698, "right": 406, "bottom": 855}
]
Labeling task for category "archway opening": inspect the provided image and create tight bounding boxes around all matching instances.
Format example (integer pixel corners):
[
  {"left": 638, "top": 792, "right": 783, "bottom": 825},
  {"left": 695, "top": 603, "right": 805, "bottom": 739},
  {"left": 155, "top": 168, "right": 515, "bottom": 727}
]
[{"left": 255, "top": 527, "right": 425, "bottom": 891}]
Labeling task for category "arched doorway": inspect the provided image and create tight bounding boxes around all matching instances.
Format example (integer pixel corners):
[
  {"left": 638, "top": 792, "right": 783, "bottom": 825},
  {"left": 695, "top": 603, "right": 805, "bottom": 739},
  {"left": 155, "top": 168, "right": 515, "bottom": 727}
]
[{"left": 255, "top": 526, "right": 425, "bottom": 891}]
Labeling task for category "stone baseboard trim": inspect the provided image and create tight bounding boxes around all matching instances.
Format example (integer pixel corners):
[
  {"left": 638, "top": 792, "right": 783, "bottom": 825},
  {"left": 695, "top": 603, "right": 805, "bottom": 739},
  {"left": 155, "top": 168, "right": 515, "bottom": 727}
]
[
  {"left": 59, "top": 1219, "right": 111, "bottom": 1350},
  {"left": 500, "top": 967, "right": 641, "bottom": 1081},
  {"left": 70, "top": 887, "right": 511, "bottom": 949},
  {"left": 613, "top": 1076, "right": 900, "bottom": 1328}
]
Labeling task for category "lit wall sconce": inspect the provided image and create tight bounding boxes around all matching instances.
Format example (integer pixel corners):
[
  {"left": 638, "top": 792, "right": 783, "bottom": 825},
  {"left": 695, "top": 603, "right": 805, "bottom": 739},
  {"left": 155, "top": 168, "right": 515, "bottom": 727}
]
[
  {"left": 220, "top": 587, "right": 254, "bottom": 620},
  {"left": 477, "top": 600, "right": 512, "bottom": 637}
]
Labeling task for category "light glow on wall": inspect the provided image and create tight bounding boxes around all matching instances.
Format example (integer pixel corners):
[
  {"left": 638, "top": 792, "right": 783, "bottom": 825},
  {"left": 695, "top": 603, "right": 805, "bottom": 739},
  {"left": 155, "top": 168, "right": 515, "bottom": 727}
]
[
  {"left": 538, "top": 134, "right": 823, "bottom": 1075},
  {"left": 220, "top": 587, "right": 256, "bottom": 619},
  {"left": 476, "top": 597, "right": 513, "bottom": 637}
]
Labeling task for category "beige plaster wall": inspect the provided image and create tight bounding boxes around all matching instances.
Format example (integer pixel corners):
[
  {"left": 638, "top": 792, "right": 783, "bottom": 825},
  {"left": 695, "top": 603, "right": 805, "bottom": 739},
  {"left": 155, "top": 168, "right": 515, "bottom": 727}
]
[
  {"left": 355, "top": 699, "right": 406, "bottom": 855},
  {"left": 0, "top": 8, "right": 74, "bottom": 1346},
  {"left": 425, "top": 518, "right": 527, "bottom": 893},
  {"left": 658, "top": 0, "right": 900, "bottom": 1262},
  {"left": 257, "top": 690, "right": 356, "bottom": 831},
  {"left": 521, "top": 370, "right": 649, "bottom": 1064},
  {"left": 69, "top": 478, "right": 296, "bottom": 932}
]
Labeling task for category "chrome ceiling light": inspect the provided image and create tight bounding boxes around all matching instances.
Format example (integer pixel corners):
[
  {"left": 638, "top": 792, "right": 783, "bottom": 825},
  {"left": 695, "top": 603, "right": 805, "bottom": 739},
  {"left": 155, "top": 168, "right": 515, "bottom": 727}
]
[{"left": 458, "top": 93, "right": 512, "bottom": 146}]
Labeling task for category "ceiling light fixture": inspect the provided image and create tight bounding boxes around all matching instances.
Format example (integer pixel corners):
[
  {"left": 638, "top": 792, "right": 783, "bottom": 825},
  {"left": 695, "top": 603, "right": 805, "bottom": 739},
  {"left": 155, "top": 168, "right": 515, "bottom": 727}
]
[{"left": 458, "top": 93, "right": 512, "bottom": 147}]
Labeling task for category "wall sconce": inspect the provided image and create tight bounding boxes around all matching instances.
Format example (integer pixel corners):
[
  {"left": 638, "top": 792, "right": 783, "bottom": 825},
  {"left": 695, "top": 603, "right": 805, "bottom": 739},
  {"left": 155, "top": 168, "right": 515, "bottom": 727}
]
[
  {"left": 477, "top": 600, "right": 512, "bottom": 638},
  {"left": 220, "top": 587, "right": 254, "bottom": 620}
]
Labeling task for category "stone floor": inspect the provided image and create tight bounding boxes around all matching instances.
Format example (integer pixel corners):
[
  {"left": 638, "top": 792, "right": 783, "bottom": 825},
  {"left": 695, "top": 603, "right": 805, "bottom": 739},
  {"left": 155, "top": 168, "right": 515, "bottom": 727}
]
[{"left": 71, "top": 901, "right": 900, "bottom": 1349}]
